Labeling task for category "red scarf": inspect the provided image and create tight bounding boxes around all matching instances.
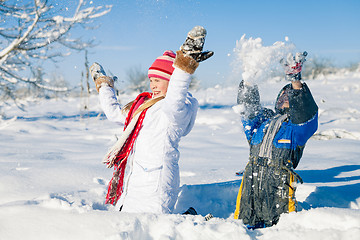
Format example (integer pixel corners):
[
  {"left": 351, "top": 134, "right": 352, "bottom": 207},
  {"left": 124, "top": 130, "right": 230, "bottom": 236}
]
[{"left": 105, "top": 92, "right": 152, "bottom": 205}]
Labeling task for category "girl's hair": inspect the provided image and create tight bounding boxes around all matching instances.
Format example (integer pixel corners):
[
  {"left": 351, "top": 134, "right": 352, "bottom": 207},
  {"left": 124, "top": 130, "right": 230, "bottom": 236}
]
[{"left": 122, "top": 100, "right": 135, "bottom": 114}]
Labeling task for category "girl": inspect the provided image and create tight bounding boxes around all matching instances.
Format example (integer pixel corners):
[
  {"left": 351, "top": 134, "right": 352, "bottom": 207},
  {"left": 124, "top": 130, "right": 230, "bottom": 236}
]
[{"left": 91, "top": 26, "right": 213, "bottom": 214}]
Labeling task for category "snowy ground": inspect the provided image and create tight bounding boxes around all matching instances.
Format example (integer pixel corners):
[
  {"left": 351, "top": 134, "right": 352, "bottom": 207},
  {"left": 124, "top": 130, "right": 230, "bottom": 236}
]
[{"left": 1, "top": 69, "right": 360, "bottom": 239}]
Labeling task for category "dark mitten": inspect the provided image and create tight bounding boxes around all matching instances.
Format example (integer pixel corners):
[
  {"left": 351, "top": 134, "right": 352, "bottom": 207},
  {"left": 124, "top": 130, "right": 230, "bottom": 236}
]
[
  {"left": 180, "top": 26, "right": 214, "bottom": 62},
  {"left": 237, "top": 80, "right": 261, "bottom": 118},
  {"left": 237, "top": 80, "right": 260, "bottom": 105}
]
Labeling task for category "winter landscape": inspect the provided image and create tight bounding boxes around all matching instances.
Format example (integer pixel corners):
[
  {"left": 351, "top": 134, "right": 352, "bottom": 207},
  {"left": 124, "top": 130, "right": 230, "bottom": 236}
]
[{"left": 1, "top": 31, "right": 360, "bottom": 239}]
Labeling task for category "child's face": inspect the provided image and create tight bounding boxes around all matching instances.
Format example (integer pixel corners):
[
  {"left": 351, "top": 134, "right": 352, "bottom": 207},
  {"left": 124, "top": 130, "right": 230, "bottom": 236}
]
[
  {"left": 150, "top": 77, "right": 169, "bottom": 98},
  {"left": 276, "top": 89, "right": 290, "bottom": 109}
]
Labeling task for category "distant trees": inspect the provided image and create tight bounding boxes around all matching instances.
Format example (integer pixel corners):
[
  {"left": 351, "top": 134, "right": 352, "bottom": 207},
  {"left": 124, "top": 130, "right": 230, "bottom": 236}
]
[
  {"left": 126, "top": 66, "right": 149, "bottom": 93},
  {"left": 303, "top": 57, "right": 336, "bottom": 79},
  {"left": 0, "top": 0, "right": 111, "bottom": 99}
]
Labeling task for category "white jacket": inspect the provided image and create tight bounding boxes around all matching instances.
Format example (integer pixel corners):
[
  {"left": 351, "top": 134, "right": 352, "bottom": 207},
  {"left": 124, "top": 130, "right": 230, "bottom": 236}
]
[{"left": 99, "top": 68, "right": 198, "bottom": 213}]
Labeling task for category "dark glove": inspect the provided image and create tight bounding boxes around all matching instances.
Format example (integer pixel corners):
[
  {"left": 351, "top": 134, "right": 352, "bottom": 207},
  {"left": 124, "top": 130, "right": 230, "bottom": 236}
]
[
  {"left": 237, "top": 80, "right": 260, "bottom": 105},
  {"left": 281, "top": 51, "right": 307, "bottom": 81},
  {"left": 236, "top": 80, "right": 261, "bottom": 118},
  {"left": 180, "top": 26, "right": 214, "bottom": 62}
]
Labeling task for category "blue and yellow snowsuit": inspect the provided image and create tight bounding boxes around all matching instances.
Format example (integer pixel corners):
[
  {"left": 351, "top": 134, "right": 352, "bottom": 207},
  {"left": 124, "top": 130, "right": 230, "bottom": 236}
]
[{"left": 234, "top": 82, "right": 318, "bottom": 227}]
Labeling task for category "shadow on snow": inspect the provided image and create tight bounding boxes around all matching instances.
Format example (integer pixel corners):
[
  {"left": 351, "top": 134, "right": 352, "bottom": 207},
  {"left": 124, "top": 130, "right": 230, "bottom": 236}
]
[
  {"left": 199, "top": 103, "right": 234, "bottom": 110},
  {"left": 175, "top": 165, "right": 360, "bottom": 218},
  {"left": 11, "top": 111, "right": 106, "bottom": 121},
  {"left": 2, "top": 165, "right": 358, "bottom": 217},
  {"left": 174, "top": 180, "right": 240, "bottom": 218},
  {"left": 298, "top": 164, "right": 360, "bottom": 209}
]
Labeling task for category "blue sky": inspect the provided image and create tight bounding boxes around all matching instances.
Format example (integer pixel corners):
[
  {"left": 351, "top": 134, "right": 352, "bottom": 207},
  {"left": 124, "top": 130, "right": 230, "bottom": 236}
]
[{"left": 58, "top": 0, "right": 360, "bottom": 88}]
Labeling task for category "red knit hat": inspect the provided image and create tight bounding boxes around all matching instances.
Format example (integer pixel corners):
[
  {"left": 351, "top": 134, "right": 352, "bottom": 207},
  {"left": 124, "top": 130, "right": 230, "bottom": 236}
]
[{"left": 148, "top": 50, "right": 176, "bottom": 81}]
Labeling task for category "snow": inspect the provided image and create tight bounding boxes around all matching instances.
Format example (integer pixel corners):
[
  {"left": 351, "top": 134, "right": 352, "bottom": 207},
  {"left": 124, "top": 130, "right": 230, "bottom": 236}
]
[
  {"left": 1, "top": 37, "right": 360, "bottom": 239},
  {"left": 231, "top": 34, "right": 295, "bottom": 84}
]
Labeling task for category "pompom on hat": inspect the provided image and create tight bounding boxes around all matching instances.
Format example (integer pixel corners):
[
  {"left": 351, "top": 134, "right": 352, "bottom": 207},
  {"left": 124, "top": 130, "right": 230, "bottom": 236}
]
[{"left": 148, "top": 50, "right": 176, "bottom": 81}]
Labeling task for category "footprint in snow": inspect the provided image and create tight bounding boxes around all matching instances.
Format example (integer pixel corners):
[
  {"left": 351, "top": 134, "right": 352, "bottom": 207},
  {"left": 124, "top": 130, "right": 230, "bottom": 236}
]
[{"left": 93, "top": 177, "right": 106, "bottom": 185}]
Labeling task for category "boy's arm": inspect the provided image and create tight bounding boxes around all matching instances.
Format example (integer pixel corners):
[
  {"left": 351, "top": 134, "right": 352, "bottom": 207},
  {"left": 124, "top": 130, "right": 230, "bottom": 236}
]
[
  {"left": 236, "top": 80, "right": 261, "bottom": 119},
  {"left": 288, "top": 82, "right": 318, "bottom": 124}
]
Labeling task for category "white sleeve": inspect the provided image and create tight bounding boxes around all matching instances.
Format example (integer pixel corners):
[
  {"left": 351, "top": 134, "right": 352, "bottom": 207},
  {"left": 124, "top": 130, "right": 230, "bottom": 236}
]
[
  {"left": 98, "top": 86, "right": 126, "bottom": 125},
  {"left": 162, "top": 67, "right": 199, "bottom": 136}
]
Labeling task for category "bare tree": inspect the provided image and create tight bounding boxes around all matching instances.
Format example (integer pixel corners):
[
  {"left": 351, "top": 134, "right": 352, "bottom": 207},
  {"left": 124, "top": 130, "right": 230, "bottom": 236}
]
[
  {"left": 0, "top": 0, "right": 111, "bottom": 96},
  {"left": 126, "top": 66, "right": 149, "bottom": 93},
  {"left": 302, "top": 57, "right": 335, "bottom": 79},
  {"left": 189, "top": 75, "right": 200, "bottom": 90}
]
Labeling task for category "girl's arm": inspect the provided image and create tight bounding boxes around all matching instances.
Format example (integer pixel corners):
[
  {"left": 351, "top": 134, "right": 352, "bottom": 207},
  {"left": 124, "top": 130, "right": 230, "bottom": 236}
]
[
  {"left": 161, "top": 51, "right": 199, "bottom": 135},
  {"left": 98, "top": 85, "right": 126, "bottom": 125}
]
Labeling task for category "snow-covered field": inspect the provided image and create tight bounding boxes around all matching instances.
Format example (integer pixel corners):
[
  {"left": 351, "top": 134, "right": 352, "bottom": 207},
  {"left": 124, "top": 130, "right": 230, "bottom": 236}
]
[
  {"left": 1, "top": 34, "right": 360, "bottom": 239},
  {"left": 1, "top": 69, "right": 360, "bottom": 239}
]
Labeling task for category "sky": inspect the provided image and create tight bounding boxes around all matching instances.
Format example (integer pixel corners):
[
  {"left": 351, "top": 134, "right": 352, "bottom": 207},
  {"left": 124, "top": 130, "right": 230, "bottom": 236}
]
[{"left": 55, "top": 0, "right": 360, "bottom": 88}]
